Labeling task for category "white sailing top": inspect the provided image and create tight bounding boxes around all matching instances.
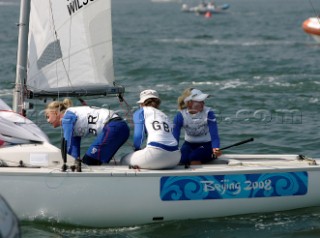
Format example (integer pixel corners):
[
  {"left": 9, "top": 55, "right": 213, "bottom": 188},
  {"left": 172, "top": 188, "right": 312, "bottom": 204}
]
[
  {"left": 133, "top": 107, "right": 178, "bottom": 151},
  {"left": 66, "top": 106, "right": 117, "bottom": 137},
  {"left": 181, "top": 107, "right": 211, "bottom": 143}
]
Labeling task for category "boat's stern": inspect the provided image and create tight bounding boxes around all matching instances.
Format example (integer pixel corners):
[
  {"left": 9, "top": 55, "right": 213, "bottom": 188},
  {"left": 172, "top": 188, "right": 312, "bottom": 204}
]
[{"left": 0, "top": 142, "right": 73, "bottom": 167}]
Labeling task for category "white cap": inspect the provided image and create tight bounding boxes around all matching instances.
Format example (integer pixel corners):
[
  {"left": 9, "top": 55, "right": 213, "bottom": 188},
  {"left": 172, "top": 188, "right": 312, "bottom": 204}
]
[
  {"left": 184, "top": 89, "right": 209, "bottom": 103},
  {"left": 137, "top": 89, "right": 160, "bottom": 103}
]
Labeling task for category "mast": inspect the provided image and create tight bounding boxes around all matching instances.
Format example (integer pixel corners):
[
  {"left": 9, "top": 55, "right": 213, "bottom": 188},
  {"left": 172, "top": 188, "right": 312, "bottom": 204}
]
[{"left": 12, "top": 0, "right": 30, "bottom": 114}]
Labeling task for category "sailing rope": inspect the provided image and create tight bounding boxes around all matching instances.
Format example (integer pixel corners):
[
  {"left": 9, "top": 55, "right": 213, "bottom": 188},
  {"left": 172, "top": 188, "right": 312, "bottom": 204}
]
[
  {"left": 309, "top": 0, "right": 320, "bottom": 23},
  {"left": 117, "top": 94, "right": 134, "bottom": 148},
  {"left": 48, "top": 0, "right": 74, "bottom": 96}
]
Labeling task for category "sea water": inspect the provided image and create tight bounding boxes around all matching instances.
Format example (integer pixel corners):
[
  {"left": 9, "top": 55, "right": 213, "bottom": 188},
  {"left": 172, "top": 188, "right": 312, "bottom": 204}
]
[{"left": 1, "top": 0, "right": 320, "bottom": 237}]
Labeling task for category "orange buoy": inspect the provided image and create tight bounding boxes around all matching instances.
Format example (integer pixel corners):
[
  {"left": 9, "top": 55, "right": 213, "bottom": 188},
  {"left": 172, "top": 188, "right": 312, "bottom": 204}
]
[
  {"left": 302, "top": 17, "right": 320, "bottom": 43},
  {"left": 204, "top": 11, "right": 212, "bottom": 18},
  {"left": 302, "top": 17, "right": 320, "bottom": 35}
]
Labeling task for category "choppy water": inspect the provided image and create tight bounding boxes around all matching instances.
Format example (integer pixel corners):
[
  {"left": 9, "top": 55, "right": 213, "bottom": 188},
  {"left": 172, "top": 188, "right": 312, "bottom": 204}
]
[{"left": 1, "top": 0, "right": 320, "bottom": 237}]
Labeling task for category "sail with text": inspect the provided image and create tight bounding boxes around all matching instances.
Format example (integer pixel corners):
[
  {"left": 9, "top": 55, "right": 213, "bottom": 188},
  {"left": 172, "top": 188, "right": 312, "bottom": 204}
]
[{"left": 27, "top": 0, "right": 123, "bottom": 98}]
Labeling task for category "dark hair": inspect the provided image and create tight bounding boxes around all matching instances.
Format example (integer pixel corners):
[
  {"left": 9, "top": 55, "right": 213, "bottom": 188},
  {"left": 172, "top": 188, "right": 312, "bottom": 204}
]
[{"left": 142, "top": 98, "right": 161, "bottom": 109}]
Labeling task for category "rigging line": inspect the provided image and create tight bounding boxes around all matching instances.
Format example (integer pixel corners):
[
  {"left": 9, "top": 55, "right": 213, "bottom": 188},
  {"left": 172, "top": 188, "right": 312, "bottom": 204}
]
[
  {"left": 309, "top": 0, "right": 320, "bottom": 22},
  {"left": 48, "top": 0, "right": 74, "bottom": 98},
  {"left": 48, "top": 0, "right": 73, "bottom": 140},
  {"left": 115, "top": 94, "right": 134, "bottom": 148},
  {"left": 118, "top": 95, "right": 134, "bottom": 126},
  {"left": 48, "top": 0, "right": 60, "bottom": 103}
]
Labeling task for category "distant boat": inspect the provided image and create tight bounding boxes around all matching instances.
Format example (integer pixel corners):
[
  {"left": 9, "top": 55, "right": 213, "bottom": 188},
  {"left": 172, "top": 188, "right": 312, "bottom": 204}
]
[
  {"left": 182, "top": 2, "right": 230, "bottom": 14},
  {"left": 151, "top": 0, "right": 181, "bottom": 2},
  {"left": 302, "top": 17, "right": 320, "bottom": 43}
]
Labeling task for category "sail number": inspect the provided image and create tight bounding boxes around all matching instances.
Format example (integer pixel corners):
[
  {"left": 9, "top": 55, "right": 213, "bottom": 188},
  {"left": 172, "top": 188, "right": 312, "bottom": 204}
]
[{"left": 152, "top": 121, "right": 170, "bottom": 132}]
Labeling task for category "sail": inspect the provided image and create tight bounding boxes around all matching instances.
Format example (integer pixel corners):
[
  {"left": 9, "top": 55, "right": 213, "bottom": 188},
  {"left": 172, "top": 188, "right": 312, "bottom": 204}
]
[
  {"left": 0, "top": 99, "right": 48, "bottom": 144},
  {"left": 0, "top": 110, "right": 49, "bottom": 144},
  {"left": 27, "top": 0, "right": 123, "bottom": 98}
]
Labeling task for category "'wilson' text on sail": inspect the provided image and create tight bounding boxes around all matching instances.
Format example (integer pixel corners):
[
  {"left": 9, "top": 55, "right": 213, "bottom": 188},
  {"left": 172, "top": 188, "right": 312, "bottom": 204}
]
[{"left": 66, "top": 0, "right": 95, "bottom": 16}]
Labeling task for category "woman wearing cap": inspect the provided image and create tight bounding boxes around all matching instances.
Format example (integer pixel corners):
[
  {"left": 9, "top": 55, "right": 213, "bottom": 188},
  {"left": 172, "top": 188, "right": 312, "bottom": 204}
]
[
  {"left": 45, "top": 98, "right": 130, "bottom": 167},
  {"left": 120, "top": 89, "right": 180, "bottom": 169},
  {"left": 173, "top": 88, "right": 221, "bottom": 165}
]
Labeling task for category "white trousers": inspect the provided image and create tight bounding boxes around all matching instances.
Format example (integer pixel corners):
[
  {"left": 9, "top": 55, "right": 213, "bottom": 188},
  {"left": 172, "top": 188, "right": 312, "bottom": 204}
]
[{"left": 120, "top": 147, "right": 180, "bottom": 169}]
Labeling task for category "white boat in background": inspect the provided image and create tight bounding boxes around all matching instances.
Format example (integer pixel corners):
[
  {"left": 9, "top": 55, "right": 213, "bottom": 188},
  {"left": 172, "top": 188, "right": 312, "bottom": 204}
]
[
  {"left": 302, "top": 17, "right": 320, "bottom": 43},
  {"left": 181, "top": 2, "right": 230, "bottom": 14},
  {"left": 151, "top": 0, "right": 181, "bottom": 2},
  {"left": 1, "top": 0, "right": 320, "bottom": 228}
]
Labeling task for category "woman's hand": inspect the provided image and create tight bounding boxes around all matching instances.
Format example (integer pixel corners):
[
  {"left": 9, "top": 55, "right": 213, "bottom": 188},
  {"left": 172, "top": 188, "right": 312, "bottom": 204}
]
[{"left": 213, "top": 148, "right": 222, "bottom": 158}]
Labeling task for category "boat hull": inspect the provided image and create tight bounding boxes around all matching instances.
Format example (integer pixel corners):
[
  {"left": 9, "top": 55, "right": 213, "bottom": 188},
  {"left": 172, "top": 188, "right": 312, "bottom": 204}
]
[
  {"left": 1, "top": 152, "right": 320, "bottom": 227},
  {"left": 302, "top": 17, "right": 320, "bottom": 43}
]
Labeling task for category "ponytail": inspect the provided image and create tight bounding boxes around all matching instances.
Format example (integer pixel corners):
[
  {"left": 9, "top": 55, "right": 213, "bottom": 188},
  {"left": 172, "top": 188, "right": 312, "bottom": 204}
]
[
  {"left": 62, "top": 98, "right": 73, "bottom": 109},
  {"left": 46, "top": 98, "right": 73, "bottom": 113},
  {"left": 177, "top": 88, "right": 193, "bottom": 110}
]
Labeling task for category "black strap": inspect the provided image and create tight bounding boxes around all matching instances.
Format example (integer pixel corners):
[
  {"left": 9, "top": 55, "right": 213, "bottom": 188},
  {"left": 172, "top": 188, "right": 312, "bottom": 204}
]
[{"left": 61, "top": 138, "right": 68, "bottom": 172}]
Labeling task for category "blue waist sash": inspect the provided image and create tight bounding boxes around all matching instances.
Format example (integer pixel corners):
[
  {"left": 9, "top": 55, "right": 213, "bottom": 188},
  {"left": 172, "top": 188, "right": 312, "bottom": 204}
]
[{"left": 148, "top": 142, "right": 179, "bottom": 152}]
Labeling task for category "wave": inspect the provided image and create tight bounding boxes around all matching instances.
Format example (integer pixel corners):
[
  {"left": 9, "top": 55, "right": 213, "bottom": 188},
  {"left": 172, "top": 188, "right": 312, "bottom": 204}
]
[
  {"left": 179, "top": 76, "right": 320, "bottom": 91},
  {"left": 0, "top": 1, "right": 19, "bottom": 6},
  {"left": 0, "top": 89, "right": 13, "bottom": 97},
  {"left": 156, "top": 38, "right": 296, "bottom": 47}
]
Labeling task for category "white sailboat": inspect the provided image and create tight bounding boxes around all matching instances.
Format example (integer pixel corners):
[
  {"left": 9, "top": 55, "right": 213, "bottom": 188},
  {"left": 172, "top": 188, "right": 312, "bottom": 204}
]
[
  {"left": 1, "top": 0, "right": 320, "bottom": 228},
  {"left": 181, "top": 2, "right": 230, "bottom": 14}
]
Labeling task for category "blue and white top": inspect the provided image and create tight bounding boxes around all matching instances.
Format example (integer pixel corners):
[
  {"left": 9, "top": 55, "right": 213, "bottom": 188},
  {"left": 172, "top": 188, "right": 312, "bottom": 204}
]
[
  {"left": 133, "top": 107, "right": 178, "bottom": 151},
  {"left": 62, "top": 106, "right": 117, "bottom": 158},
  {"left": 173, "top": 106, "right": 220, "bottom": 148}
]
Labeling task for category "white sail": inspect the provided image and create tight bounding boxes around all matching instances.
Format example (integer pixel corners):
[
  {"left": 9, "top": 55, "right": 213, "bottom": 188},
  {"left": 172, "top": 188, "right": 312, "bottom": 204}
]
[
  {"left": 0, "top": 110, "right": 49, "bottom": 143},
  {"left": 0, "top": 99, "right": 48, "bottom": 144},
  {"left": 27, "top": 0, "right": 119, "bottom": 97}
]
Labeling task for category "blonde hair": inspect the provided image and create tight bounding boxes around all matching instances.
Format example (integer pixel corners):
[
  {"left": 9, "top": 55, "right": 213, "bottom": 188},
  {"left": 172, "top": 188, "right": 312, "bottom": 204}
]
[
  {"left": 46, "top": 98, "right": 73, "bottom": 113},
  {"left": 177, "top": 88, "right": 193, "bottom": 110}
]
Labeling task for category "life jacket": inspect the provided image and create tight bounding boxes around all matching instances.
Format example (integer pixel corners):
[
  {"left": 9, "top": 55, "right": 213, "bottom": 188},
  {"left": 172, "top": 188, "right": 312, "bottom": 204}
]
[
  {"left": 143, "top": 107, "right": 177, "bottom": 148},
  {"left": 66, "top": 106, "right": 117, "bottom": 137},
  {"left": 181, "top": 107, "right": 211, "bottom": 143}
]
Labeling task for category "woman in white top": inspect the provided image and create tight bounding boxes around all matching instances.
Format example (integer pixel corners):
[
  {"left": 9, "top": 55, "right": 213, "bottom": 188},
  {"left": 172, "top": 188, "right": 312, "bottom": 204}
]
[
  {"left": 45, "top": 98, "right": 130, "bottom": 166},
  {"left": 173, "top": 88, "right": 221, "bottom": 165},
  {"left": 121, "top": 89, "right": 180, "bottom": 169}
]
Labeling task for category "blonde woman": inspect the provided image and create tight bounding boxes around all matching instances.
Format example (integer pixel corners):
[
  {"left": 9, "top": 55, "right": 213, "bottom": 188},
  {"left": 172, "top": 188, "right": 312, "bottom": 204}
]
[
  {"left": 45, "top": 99, "right": 130, "bottom": 165},
  {"left": 173, "top": 88, "right": 221, "bottom": 165},
  {"left": 120, "top": 89, "right": 180, "bottom": 169}
]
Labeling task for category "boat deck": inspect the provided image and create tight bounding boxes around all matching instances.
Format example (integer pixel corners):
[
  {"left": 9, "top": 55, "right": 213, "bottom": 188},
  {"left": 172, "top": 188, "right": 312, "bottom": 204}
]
[{"left": 1, "top": 153, "right": 319, "bottom": 176}]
